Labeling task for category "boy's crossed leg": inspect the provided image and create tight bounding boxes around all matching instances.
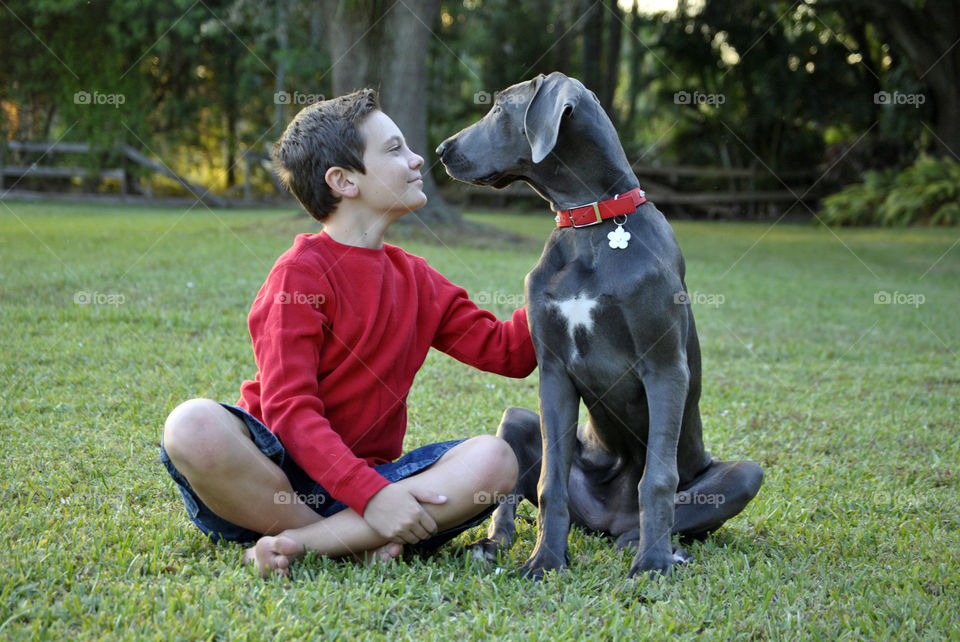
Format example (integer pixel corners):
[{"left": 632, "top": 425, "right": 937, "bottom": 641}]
[{"left": 162, "top": 399, "right": 517, "bottom": 577}]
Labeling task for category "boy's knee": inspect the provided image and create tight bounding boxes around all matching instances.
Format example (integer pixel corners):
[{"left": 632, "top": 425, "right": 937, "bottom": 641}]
[
  {"left": 469, "top": 435, "right": 518, "bottom": 497},
  {"left": 162, "top": 399, "right": 241, "bottom": 472}
]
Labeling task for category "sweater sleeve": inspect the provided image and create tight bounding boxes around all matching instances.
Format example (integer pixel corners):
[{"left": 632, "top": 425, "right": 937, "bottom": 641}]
[
  {"left": 428, "top": 268, "right": 537, "bottom": 377},
  {"left": 250, "top": 264, "right": 390, "bottom": 516}
]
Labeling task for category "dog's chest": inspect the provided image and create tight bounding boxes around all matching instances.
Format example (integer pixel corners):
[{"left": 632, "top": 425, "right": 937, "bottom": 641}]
[
  {"left": 528, "top": 228, "right": 664, "bottom": 367},
  {"left": 535, "top": 290, "right": 620, "bottom": 365},
  {"left": 529, "top": 252, "right": 619, "bottom": 362},
  {"left": 551, "top": 294, "right": 599, "bottom": 347}
]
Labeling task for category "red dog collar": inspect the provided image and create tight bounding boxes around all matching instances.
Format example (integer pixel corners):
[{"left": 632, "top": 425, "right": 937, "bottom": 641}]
[{"left": 555, "top": 187, "right": 647, "bottom": 228}]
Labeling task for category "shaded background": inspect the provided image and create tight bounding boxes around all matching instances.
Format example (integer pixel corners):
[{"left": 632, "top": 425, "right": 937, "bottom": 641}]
[{"left": 1, "top": 0, "right": 958, "bottom": 223}]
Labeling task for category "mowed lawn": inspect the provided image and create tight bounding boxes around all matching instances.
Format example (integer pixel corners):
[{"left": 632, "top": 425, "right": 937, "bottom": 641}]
[{"left": 1, "top": 200, "right": 958, "bottom": 639}]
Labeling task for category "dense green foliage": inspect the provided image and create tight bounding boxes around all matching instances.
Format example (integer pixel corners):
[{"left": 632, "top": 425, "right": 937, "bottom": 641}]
[
  {"left": 3, "top": 0, "right": 952, "bottom": 208},
  {"left": 821, "top": 156, "right": 960, "bottom": 226},
  {"left": 0, "top": 0, "right": 329, "bottom": 188}
]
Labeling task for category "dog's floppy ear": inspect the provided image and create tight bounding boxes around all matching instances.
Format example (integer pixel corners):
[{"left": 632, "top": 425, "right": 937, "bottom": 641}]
[{"left": 524, "top": 72, "right": 583, "bottom": 164}]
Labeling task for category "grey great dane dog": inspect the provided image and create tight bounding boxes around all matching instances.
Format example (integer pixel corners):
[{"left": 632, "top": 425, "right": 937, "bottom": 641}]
[{"left": 436, "top": 72, "right": 764, "bottom": 579}]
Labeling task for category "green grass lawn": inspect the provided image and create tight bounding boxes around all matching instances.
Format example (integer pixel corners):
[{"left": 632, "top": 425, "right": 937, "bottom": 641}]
[{"left": 1, "top": 201, "right": 958, "bottom": 639}]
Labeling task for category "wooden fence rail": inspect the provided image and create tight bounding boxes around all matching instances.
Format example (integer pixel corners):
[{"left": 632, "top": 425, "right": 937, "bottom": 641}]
[
  {"left": 631, "top": 162, "right": 817, "bottom": 181},
  {"left": 1, "top": 139, "right": 824, "bottom": 215},
  {"left": 451, "top": 161, "right": 823, "bottom": 216},
  {"left": 1, "top": 140, "right": 227, "bottom": 207}
]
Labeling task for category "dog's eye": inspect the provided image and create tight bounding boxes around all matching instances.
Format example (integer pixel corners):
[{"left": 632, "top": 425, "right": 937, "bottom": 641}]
[{"left": 492, "top": 105, "right": 502, "bottom": 115}]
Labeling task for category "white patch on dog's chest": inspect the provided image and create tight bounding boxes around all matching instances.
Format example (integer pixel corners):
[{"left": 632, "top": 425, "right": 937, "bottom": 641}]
[{"left": 551, "top": 295, "right": 598, "bottom": 359}]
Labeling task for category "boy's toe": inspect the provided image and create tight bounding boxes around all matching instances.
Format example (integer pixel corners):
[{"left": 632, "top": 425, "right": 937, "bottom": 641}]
[{"left": 241, "top": 546, "right": 256, "bottom": 566}]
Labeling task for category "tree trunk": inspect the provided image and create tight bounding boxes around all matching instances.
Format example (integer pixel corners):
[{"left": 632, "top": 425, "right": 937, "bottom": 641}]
[
  {"left": 551, "top": 0, "right": 579, "bottom": 74},
  {"left": 830, "top": 0, "right": 960, "bottom": 158},
  {"left": 601, "top": 0, "right": 623, "bottom": 125},
  {"left": 377, "top": 0, "right": 446, "bottom": 221},
  {"left": 881, "top": 0, "right": 960, "bottom": 157},
  {"left": 224, "top": 53, "right": 238, "bottom": 189},
  {"left": 624, "top": 1, "right": 641, "bottom": 135},
  {"left": 321, "top": 0, "right": 457, "bottom": 223},
  {"left": 927, "top": 85, "right": 960, "bottom": 159},
  {"left": 580, "top": 0, "right": 603, "bottom": 91},
  {"left": 274, "top": 0, "right": 290, "bottom": 139}
]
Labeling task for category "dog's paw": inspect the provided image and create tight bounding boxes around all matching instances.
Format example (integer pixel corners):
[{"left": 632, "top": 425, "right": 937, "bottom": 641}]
[
  {"left": 672, "top": 544, "right": 693, "bottom": 565},
  {"left": 627, "top": 547, "right": 681, "bottom": 580},
  {"left": 465, "top": 538, "right": 501, "bottom": 564},
  {"left": 519, "top": 547, "right": 569, "bottom": 581},
  {"left": 614, "top": 528, "right": 640, "bottom": 551}
]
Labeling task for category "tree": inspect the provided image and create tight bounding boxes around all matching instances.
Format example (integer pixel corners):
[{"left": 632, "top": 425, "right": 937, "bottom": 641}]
[
  {"left": 579, "top": 0, "right": 624, "bottom": 121},
  {"left": 624, "top": 1, "right": 873, "bottom": 173},
  {"left": 825, "top": 0, "right": 960, "bottom": 159},
  {"left": 318, "top": 0, "right": 455, "bottom": 223}
]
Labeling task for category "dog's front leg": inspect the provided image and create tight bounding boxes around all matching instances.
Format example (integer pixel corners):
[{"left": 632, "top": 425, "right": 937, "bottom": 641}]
[
  {"left": 520, "top": 363, "right": 580, "bottom": 580},
  {"left": 467, "top": 407, "right": 541, "bottom": 563},
  {"left": 629, "top": 363, "right": 689, "bottom": 578}
]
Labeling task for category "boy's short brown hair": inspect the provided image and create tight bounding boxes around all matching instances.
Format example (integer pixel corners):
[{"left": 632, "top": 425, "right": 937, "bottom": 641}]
[{"left": 272, "top": 89, "right": 380, "bottom": 222}]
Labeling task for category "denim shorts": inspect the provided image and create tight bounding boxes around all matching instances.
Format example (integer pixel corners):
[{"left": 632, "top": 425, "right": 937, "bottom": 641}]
[{"left": 159, "top": 403, "right": 496, "bottom": 549}]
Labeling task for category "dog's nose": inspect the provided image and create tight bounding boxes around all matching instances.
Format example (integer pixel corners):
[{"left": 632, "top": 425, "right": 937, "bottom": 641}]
[{"left": 436, "top": 140, "right": 450, "bottom": 159}]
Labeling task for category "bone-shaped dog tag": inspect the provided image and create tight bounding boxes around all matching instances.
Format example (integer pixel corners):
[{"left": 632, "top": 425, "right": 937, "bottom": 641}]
[{"left": 608, "top": 224, "right": 630, "bottom": 249}]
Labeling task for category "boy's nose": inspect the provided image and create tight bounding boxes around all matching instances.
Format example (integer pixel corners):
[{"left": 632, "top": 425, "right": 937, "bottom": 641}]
[{"left": 409, "top": 152, "right": 424, "bottom": 170}]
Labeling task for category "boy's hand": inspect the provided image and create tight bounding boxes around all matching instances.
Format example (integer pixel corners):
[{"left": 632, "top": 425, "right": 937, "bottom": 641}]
[{"left": 363, "top": 484, "right": 447, "bottom": 544}]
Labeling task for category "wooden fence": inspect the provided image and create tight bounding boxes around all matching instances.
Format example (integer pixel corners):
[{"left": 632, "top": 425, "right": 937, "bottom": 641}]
[
  {"left": 2, "top": 140, "right": 824, "bottom": 216},
  {"left": 451, "top": 162, "right": 823, "bottom": 217},
  {"left": 0, "top": 141, "right": 226, "bottom": 207}
]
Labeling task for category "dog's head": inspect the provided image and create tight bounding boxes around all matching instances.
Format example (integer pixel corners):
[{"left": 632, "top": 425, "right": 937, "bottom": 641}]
[
  {"left": 437, "top": 72, "right": 587, "bottom": 186},
  {"left": 437, "top": 72, "right": 629, "bottom": 208}
]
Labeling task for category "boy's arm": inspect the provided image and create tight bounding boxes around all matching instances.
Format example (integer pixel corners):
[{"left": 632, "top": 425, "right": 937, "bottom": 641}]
[
  {"left": 429, "top": 271, "right": 537, "bottom": 376},
  {"left": 250, "top": 264, "right": 389, "bottom": 516}
]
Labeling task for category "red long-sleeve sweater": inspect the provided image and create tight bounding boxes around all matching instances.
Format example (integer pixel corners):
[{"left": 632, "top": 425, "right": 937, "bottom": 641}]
[{"left": 237, "top": 231, "right": 536, "bottom": 516}]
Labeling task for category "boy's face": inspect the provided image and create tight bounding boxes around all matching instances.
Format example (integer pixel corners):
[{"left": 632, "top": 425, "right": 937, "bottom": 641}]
[{"left": 352, "top": 111, "right": 426, "bottom": 216}]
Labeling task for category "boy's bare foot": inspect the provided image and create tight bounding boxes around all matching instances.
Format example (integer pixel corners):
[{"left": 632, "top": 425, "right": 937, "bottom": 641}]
[
  {"left": 242, "top": 536, "right": 403, "bottom": 577},
  {"left": 361, "top": 542, "right": 403, "bottom": 564},
  {"left": 241, "top": 534, "right": 304, "bottom": 578}
]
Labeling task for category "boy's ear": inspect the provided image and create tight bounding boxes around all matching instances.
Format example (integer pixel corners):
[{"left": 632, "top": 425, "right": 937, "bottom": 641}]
[{"left": 325, "top": 166, "right": 359, "bottom": 198}]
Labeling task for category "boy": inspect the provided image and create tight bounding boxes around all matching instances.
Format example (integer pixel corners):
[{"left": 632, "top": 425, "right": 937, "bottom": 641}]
[{"left": 160, "top": 89, "right": 536, "bottom": 577}]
